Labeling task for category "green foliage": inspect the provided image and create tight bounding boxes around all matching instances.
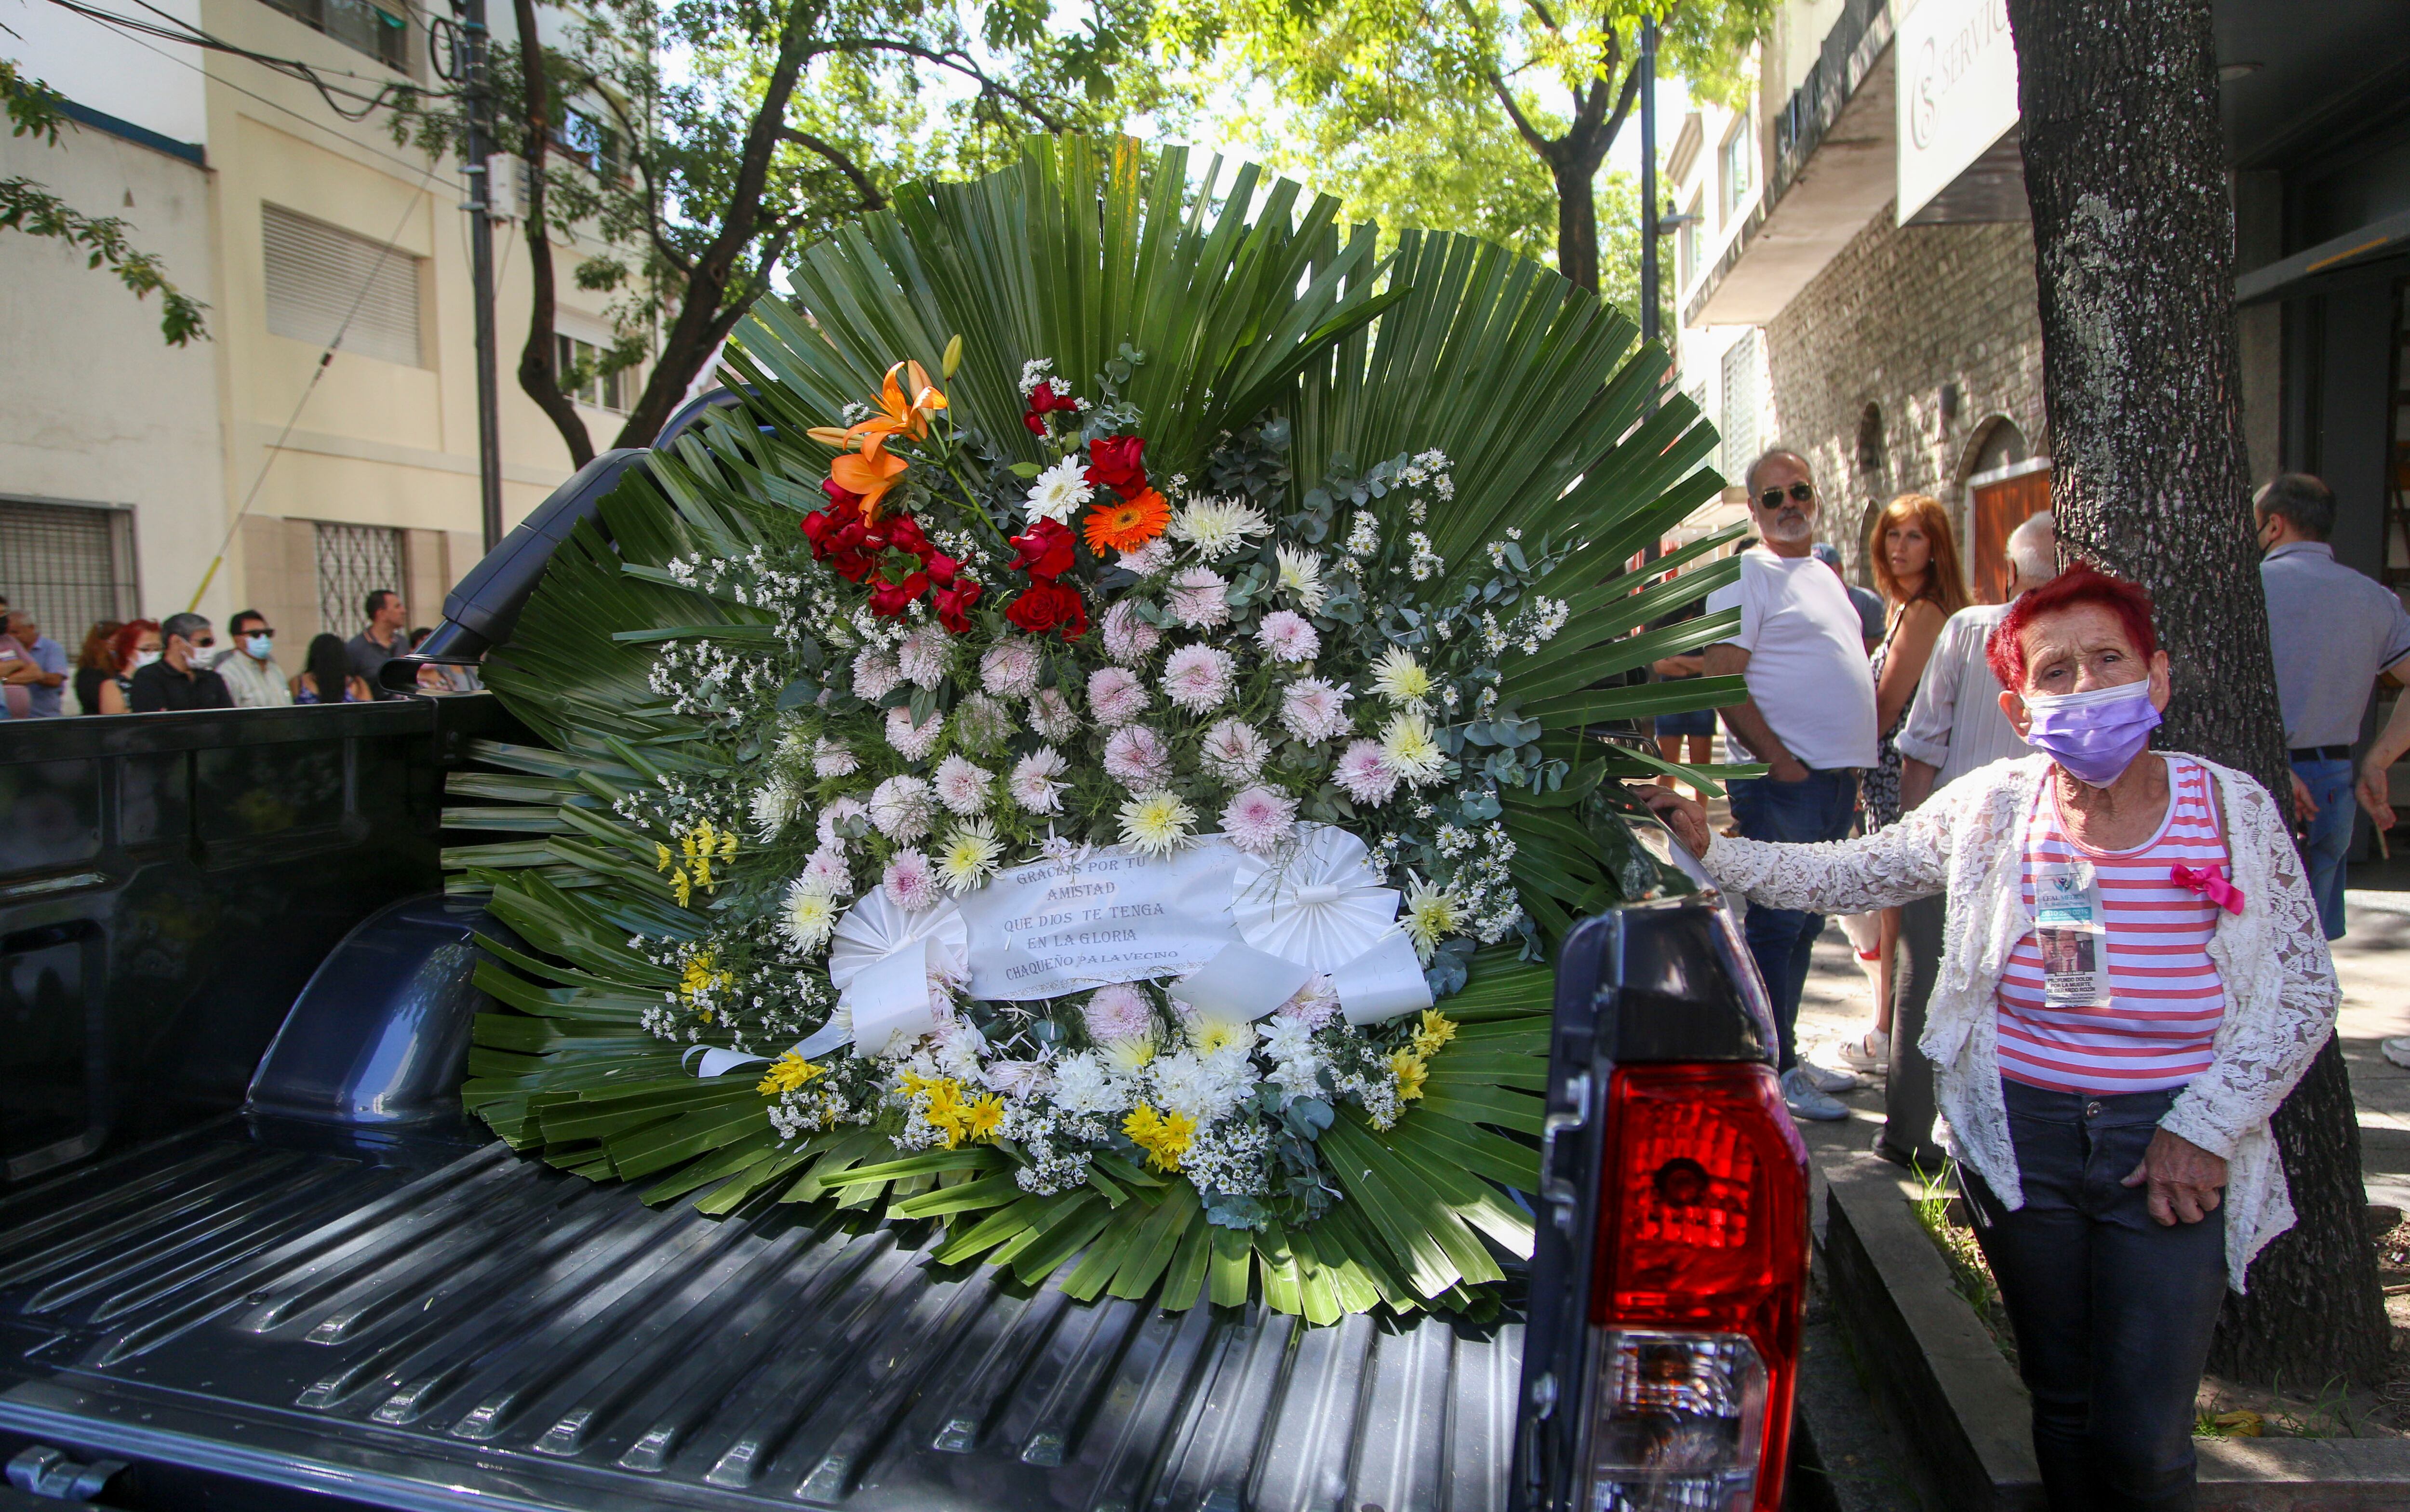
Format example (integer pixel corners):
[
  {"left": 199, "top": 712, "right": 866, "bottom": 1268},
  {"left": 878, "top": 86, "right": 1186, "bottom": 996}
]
[
  {"left": 453, "top": 138, "right": 1733, "bottom": 1320},
  {"left": 1, "top": 60, "right": 208, "bottom": 346}
]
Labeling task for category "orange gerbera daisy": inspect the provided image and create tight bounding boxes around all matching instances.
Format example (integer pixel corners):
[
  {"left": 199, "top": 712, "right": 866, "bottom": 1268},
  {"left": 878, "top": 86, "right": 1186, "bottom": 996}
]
[{"left": 1083, "top": 487, "right": 1170, "bottom": 554}]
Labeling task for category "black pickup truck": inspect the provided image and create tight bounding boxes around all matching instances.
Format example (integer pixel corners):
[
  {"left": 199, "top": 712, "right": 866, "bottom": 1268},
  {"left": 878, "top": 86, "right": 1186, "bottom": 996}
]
[{"left": 0, "top": 459, "right": 1808, "bottom": 1512}]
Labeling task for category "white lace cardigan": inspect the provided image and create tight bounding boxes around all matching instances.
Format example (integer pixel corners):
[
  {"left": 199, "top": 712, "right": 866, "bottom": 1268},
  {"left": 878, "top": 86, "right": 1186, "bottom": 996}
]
[{"left": 1700, "top": 752, "right": 2337, "bottom": 1291}]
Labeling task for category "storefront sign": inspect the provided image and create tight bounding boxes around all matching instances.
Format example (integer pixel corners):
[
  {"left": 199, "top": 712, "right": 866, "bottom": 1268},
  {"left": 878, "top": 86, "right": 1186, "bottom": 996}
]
[{"left": 1896, "top": 0, "right": 2021, "bottom": 224}]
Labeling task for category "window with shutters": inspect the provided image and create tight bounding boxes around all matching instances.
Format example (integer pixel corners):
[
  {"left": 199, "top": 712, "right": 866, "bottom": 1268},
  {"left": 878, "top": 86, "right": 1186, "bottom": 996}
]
[
  {"left": 314, "top": 522, "right": 405, "bottom": 639},
  {"left": 0, "top": 499, "right": 139, "bottom": 646},
  {"left": 262, "top": 204, "right": 424, "bottom": 367}
]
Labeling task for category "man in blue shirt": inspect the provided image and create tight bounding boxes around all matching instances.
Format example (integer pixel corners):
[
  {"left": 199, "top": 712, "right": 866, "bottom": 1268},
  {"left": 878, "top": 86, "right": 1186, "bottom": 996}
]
[
  {"left": 2256, "top": 473, "right": 2410, "bottom": 938},
  {"left": 2, "top": 610, "right": 67, "bottom": 717}
]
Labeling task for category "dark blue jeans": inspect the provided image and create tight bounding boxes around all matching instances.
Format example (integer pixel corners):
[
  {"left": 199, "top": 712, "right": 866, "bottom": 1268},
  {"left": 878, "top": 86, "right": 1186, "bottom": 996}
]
[
  {"left": 1728, "top": 767, "right": 1858, "bottom": 1070},
  {"left": 2291, "top": 756, "right": 2353, "bottom": 940},
  {"left": 1964, "top": 1081, "right": 2230, "bottom": 1512}
]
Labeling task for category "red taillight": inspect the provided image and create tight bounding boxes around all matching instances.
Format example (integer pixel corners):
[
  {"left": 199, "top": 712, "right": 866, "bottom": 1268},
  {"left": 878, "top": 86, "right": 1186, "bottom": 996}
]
[{"left": 1583, "top": 1063, "right": 1809, "bottom": 1512}]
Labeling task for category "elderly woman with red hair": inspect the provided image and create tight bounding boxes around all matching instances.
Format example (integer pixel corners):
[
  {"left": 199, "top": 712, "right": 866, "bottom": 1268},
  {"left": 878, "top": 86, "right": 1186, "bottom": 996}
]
[{"left": 1645, "top": 562, "right": 2337, "bottom": 1512}]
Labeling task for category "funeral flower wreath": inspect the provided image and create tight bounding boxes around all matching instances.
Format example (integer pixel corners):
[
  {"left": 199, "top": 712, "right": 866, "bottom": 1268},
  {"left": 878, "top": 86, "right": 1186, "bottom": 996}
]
[{"left": 449, "top": 139, "right": 1740, "bottom": 1322}]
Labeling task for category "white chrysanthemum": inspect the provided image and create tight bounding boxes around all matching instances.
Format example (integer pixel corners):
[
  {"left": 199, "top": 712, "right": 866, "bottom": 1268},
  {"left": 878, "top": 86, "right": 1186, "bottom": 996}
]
[
  {"left": 1169, "top": 496, "right": 1270, "bottom": 559},
  {"left": 886, "top": 704, "right": 945, "bottom": 761},
  {"left": 883, "top": 849, "right": 939, "bottom": 910},
  {"left": 933, "top": 754, "right": 993, "bottom": 816},
  {"left": 1165, "top": 567, "right": 1231, "bottom": 629},
  {"left": 1276, "top": 975, "right": 1341, "bottom": 1028},
  {"left": 1276, "top": 545, "right": 1326, "bottom": 611},
  {"left": 1052, "top": 1051, "right": 1135, "bottom": 1116},
  {"left": 1009, "top": 747, "right": 1069, "bottom": 814},
  {"left": 1161, "top": 644, "right": 1235, "bottom": 712},
  {"left": 1197, "top": 718, "right": 1270, "bottom": 783},
  {"left": 1117, "top": 790, "right": 1196, "bottom": 856},
  {"left": 1380, "top": 710, "right": 1447, "bottom": 785},
  {"left": 985, "top": 1058, "right": 1050, "bottom": 1098},
  {"left": 980, "top": 641, "right": 1041, "bottom": 698},
  {"left": 1255, "top": 610, "right": 1319, "bottom": 664},
  {"left": 1148, "top": 1046, "right": 1251, "bottom": 1125},
  {"left": 1219, "top": 785, "right": 1297, "bottom": 855},
  {"left": 1403, "top": 877, "right": 1462, "bottom": 963},
  {"left": 1087, "top": 666, "right": 1150, "bottom": 726},
  {"left": 852, "top": 646, "right": 903, "bottom": 700},
  {"left": 1024, "top": 454, "right": 1094, "bottom": 525},
  {"left": 937, "top": 819, "right": 1003, "bottom": 894},
  {"left": 1370, "top": 646, "right": 1433, "bottom": 703},
  {"left": 1258, "top": 1014, "right": 1318, "bottom": 1067},
  {"left": 812, "top": 737, "right": 859, "bottom": 779},
  {"left": 1029, "top": 686, "right": 1081, "bottom": 741},
  {"left": 749, "top": 774, "right": 802, "bottom": 839},
  {"left": 1100, "top": 600, "right": 1162, "bottom": 664},
  {"left": 817, "top": 795, "right": 868, "bottom": 849},
  {"left": 1333, "top": 739, "right": 1399, "bottom": 804},
  {"left": 868, "top": 775, "right": 936, "bottom": 842},
  {"left": 1279, "top": 677, "right": 1352, "bottom": 743},
  {"left": 898, "top": 625, "right": 951, "bottom": 688},
  {"left": 780, "top": 874, "right": 840, "bottom": 951},
  {"left": 1103, "top": 725, "right": 1172, "bottom": 789}
]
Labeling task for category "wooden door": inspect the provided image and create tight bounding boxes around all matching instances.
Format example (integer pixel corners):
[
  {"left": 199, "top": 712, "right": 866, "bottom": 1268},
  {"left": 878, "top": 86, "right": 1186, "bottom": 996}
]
[{"left": 1970, "top": 466, "right": 2053, "bottom": 603}]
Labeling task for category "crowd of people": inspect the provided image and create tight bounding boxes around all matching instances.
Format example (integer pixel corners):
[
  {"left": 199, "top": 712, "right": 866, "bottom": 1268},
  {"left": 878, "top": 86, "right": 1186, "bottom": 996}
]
[
  {"left": 1645, "top": 445, "right": 2397, "bottom": 1510},
  {"left": 0, "top": 588, "right": 480, "bottom": 719}
]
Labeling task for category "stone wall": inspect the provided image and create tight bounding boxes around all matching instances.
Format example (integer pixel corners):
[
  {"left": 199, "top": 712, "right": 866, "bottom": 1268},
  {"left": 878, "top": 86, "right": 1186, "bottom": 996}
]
[{"left": 1760, "top": 201, "right": 2047, "bottom": 585}]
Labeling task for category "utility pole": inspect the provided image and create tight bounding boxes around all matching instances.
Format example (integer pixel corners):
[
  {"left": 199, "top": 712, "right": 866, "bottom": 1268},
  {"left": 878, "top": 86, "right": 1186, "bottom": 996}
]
[
  {"left": 1638, "top": 15, "right": 1660, "bottom": 349},
  {"left": 457, "top": 0, "right": 505, "bottom": 551}
]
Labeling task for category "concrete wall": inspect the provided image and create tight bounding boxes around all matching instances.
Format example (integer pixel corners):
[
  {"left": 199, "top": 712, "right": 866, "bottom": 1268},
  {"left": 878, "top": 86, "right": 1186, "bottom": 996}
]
[{"left": 1757, "top": 201, "right": 2047, "bottom": 584}]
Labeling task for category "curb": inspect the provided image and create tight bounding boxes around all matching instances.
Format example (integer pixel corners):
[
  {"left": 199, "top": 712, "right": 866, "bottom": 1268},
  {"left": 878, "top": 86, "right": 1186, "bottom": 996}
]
[{"left": 1818, "top": 1150, "right": 2410, "bottom": 1511}]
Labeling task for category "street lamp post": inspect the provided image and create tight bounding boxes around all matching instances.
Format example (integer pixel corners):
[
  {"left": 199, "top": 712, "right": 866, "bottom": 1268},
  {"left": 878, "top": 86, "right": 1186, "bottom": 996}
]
[{"left": 456, "top": 0, "right": 505, "bottom": 552}]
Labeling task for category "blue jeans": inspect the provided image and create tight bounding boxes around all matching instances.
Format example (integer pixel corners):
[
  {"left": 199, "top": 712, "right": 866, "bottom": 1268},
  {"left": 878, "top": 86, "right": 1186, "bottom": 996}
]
[
  {"left": 1728, "top": 768, "right": 1859, "bottom": 1070},
  {"left": 2291, "top": 756, "right": 2353, "bottom": 940},
  {"left": 1964, "top": 1081, "right": 2229, "bottom": 1512}
]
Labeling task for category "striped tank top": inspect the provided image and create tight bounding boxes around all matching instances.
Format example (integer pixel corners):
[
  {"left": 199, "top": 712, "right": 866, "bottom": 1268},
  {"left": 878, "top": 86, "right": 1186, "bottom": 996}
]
[{"left": 1995, "top": 757, "right": 2228, "bottom": 1093}]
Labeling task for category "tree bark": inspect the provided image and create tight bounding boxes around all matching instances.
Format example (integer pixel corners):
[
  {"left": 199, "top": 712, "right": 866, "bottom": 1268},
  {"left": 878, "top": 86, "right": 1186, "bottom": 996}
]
[
  {"left": 512, "top": 0, "right": 595, "bottom": 469},
  {"left": 1553, "top": 159, "right": 1599, "bottom": 294},
  {"left": 2007, "top": 0, "right": 2389, "bottom": 1387}
]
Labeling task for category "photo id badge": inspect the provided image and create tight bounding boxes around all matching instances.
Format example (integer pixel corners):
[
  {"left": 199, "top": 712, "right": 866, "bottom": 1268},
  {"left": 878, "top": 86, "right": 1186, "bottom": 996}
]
[{"left": 2033, "top": 862, "right": 2111, "bottom": 1009}]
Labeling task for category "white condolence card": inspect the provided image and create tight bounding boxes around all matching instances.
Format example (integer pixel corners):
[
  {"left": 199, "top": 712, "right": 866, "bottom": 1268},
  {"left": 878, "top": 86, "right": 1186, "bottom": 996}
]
[{"left": 2033, "top": 862, "right": 2112, "bottom": 1009}]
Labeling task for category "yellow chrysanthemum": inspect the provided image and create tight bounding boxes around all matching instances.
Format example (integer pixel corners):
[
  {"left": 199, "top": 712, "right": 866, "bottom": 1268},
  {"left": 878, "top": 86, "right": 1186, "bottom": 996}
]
[
  {"left": 756, "top": 1051, "right": 824, "bottom": 1097},
  {"left": 1371, "top": 646, "right": 1432, "bottom": 703},
  {"left": 959, "top": 1093, "right": 1006, "bottom": 1143},
  {"left": 937, "top": 819, "right": 1003, "bottom": 894},
  {"left": 1412, "top": 1009, "right": 1458, "bottom": 1058},
  {"left": 1117, "top": 790, "right": 1196, "bottom": 856},
  {"left": 1124, "top": 1104, "right": 1196, "bottom": 1172},
  {"left": 1391, "top": 1049, "right": 1429, "bottom": 1101},
  {"left": 1188, "top": 1014, "right": 1248, "bottom": 1056}
]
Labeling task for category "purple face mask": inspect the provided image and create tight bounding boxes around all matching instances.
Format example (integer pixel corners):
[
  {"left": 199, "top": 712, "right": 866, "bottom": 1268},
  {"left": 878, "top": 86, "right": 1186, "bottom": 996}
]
[{"left": 2020, "top": 681, "right": 2162, "bottom": 787}]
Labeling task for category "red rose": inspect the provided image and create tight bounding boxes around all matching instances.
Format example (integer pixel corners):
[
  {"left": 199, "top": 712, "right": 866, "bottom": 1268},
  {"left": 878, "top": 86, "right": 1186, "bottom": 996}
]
[
  {"left": 821, "top": 478, "right": 863, "bottom": 510},
  {"left": 1084, "top": 434, "right": 1148, "bottom": 499},
  {"left": 933, "top": 576, "right": 983, "bottom": 634},
  {"left": 924, "top": 552, "right": 961, "bottom": 587},
  {"left": 884, "top": 515, "right": 929, "bottom": 557},
  {"left": 1007, "top": 518, "right": 1077, "bottom": 581},
  {"left": 803, "top": 502, "right": 879, "bottom": 583},
  {"left": 1004, "top": 580, "right": 1086, "bottom": 640},
  {"left": 869, "top": 571, "right": 929, "bottom": 618},
  {"left": 1022, "top": 379, "right": 1080, "bottom": 435}
]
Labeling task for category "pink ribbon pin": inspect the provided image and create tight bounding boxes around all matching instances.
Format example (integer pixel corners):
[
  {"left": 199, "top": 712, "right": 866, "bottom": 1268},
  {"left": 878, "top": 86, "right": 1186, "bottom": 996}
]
[{"left": 2170, "top": 864, "right": 2245, "bottom": 915}]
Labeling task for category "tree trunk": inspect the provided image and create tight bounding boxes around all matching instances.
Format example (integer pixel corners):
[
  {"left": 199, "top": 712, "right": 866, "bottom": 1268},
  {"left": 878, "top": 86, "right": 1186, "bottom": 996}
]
[
  {"left": 2007, "top": 0, "right": 2389, "bottom": 1387},
  {"left": 1553, "top": 157, "right": 1600, "bottom": 294},
  {"left": 512, "top": 0, "right": 596, "bottom": 469}
]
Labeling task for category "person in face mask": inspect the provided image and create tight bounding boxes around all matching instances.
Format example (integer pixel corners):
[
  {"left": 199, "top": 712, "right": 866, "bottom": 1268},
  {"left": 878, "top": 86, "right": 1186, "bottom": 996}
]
[
  {"left": 1639, "top": 562, "right": 2339, "bottom": 1512},
  {"left": 94, "top": 620, "right": 162, "bottom": 715},
  {"left": 214, "top": 609, "right": 294, "bottom": 709},
  {"left": 128, "top": 612, "right": 234, "bottom": 713}
]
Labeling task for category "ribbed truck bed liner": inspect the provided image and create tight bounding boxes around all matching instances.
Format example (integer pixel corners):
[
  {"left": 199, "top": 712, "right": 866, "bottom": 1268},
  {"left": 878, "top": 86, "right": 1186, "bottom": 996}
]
[{"left": 0, "top": 1124, "right": 1523, "bottom": 1512}]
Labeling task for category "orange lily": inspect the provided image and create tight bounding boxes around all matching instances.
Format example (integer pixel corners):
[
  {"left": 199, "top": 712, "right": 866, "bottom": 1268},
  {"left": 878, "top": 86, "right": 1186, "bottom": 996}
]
[
  {"left": 831, "top": 446, "right": 910, "bottom": 519},
  {"left": 811, "top": 360, "right": 947, "bottom": 459}
]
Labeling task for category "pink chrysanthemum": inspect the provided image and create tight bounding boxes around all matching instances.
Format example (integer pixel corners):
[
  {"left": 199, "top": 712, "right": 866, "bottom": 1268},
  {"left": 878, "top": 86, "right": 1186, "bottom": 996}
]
[
  {"left": 980, "top": 641, "right": 1041, "bottom": 699},
  {"left": 1220, "top": 785, "right": 1298, "bottom": 855},
  {"left": 812, "top": 737, "right": 858, "bottom": 779},
  {"left": 885, "top": 704, "right": 945, "bottom": 761},
  {"left": 1333, "top": 738, "right": 1399, "bottom": 804},
  {"left": 1103, "top": 724, "right": 1172, "bottom": 789},
  {"left": 800, "top": 844, "right": 852, "bottom": 896},
  {"left": 869, "top": 775, "right": 935, "bottom": 842},
  {"left": 1161, "top": 644, "right": 1236, "bottom": 712},
  {"left": 1280, "top": 677, "right": 1352, "bottom": 743},
  {"left": 1256, "top": 610, "right": 1319, "bottom": 664},
  {"left": 882, "top": 850, "right": 939, "bottom": 910},
  {"left": 1009, "top": 746, "right": 1069, "bottom": 814},
  {"left": 817, "top": 796, "right": 868, "bottom": 849},
  {"left": 1118, "top": 539, "right": 1174, "bottom": 575},
  {"left": 1166, "top": 567, "right": 1231, "bottom": 629},
  {"left": 1198, "top": 718, "right": 1270, "bottom": 783},
  {"left": 852, "top": 646, "right": 903, "bottom": 701},
  {"left": 1276, "top": 975, "right": 1341, "bottom": 1028},
  {"left": 933, "top": 754, "right": 993, "bottom": 816},
  {"left": 898, "top": 625, "right": 951, "bottom": 688},
  {"left": 1087, "top": 666, "right": 1150, "bottom": 726},
  {"left": 1100, "top": 600, "right": 1163, "bottom": 664},
  {"left": 1083, "top": 983, "right": 1154, "bottom": 1044},
  {"left": 985, "top": 1059, "right": 1050, "bottom": 1097},
  {"left": 1029, "top": 686, "right": 1081, "bottom": 741}
]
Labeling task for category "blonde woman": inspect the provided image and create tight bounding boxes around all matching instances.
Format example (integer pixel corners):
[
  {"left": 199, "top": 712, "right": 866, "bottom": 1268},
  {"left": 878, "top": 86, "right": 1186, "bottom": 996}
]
[{"left": 1843, "top": 493, "right": 1971, "bottom": 1075}]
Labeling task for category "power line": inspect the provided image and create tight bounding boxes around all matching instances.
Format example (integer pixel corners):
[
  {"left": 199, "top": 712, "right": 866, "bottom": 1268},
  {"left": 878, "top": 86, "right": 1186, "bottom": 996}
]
[{"left": 42, "top": 0, "right": 452, "bottom": 120}]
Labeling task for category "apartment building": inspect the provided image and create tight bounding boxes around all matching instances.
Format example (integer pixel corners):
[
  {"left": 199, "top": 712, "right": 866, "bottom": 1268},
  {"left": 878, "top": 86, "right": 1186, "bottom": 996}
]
[{"left": 0, "top": 0, "right": 643, "bottom": 666}]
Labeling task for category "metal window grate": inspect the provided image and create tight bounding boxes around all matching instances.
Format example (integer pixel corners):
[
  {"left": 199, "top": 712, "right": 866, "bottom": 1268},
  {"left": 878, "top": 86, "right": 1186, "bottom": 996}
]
[
  {"left": 263, "top": 204, "right": 424, "bottom": 367},
  {"left": 0, "top": 498, "right": 138, "bottom": 647},
  {"left": 314, "top": 522, "right": 403, "bottom": 642},
  {"left": 1720, "top": 333, "right": 1759, "bottom": 479}
]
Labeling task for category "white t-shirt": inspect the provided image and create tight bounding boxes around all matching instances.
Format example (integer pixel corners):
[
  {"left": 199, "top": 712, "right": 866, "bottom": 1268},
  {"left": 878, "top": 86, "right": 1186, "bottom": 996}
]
[{"left": 1702, "top": 547, "right": 1879, "bottom": 771}]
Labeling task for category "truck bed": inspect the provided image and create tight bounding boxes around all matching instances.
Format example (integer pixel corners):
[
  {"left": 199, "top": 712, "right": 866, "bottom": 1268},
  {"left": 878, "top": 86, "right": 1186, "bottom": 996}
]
[{"left": 0, "top": 1119, "right": 1523, "bottom": 1512}]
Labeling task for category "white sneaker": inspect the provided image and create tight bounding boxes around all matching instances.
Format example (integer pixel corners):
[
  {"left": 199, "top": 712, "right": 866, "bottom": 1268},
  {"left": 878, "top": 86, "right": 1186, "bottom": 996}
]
[
  {"left": 1782, "top": 1067, "right": 1850, "bottom": 1122},
  {"left": 1798, "top": 1059, "right": 1861, "bottom": 1095},
  {"left": 1839, "top": 1031, "right": 1890, "bottom": 1075},
  {"left": 2383, "top": 1036, "right": 2410, "bottom": 1070}
]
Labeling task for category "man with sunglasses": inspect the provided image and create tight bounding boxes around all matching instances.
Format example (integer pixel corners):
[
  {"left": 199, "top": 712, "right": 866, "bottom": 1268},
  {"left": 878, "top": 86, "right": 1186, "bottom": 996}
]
[
  {"left": 1702, "top": 449, "right": 1881, "bottom": 1121},
  {"left": 214, "top": 609, "right": 294, "bottom": 709},
  {"left": 128, "top": 612, "right": 235, "bottom": 712}
]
